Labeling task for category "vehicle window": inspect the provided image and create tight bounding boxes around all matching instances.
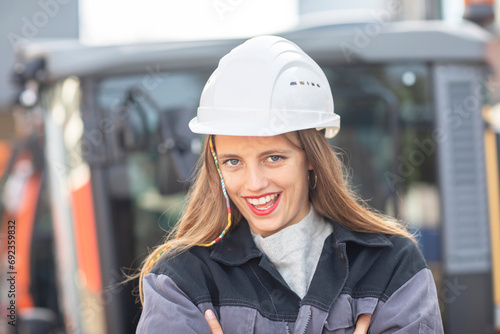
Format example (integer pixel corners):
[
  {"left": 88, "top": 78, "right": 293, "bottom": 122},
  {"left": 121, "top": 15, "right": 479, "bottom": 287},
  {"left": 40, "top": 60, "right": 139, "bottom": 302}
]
[
  {"left": 324, "top": 64, "right": 439, "bottom": 261},
  {"left": 96, "top": 70, "right": 209, "bottom": 263}
]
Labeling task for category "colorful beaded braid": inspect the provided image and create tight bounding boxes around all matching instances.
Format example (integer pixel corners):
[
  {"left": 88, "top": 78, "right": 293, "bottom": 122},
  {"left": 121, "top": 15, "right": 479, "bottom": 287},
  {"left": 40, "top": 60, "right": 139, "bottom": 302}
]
[
  {"left": 145, "top": 136, "right": 232, "bottom": 273},
  {"left": 144, "top": 247, "right": 166, "bottom": 274},
  {"left": 197, "top": 136, "right": 232, "bottom": 247}
]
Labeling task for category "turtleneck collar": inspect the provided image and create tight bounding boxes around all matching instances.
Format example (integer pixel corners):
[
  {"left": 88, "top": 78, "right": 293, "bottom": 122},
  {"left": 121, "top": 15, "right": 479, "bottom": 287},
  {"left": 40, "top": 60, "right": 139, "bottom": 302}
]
[{"left": 249, "top": 205, "right": 334, "bottom": 298}]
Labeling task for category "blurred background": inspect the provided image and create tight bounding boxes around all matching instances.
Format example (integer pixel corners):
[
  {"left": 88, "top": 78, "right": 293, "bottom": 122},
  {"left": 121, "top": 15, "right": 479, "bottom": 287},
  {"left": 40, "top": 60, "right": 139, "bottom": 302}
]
[{"left": 1, "top": 0, "right": 500, "bottom": 333}]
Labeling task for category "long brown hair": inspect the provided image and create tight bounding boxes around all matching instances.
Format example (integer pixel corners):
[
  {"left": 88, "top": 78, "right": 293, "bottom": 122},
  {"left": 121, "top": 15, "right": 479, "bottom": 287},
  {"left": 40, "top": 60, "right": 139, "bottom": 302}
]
[
  {"left": 297, "top": 129, "right": 411, "bottom": 237},
  {"left": 137, "top": 129, "right": 413, "bottom": 304}
]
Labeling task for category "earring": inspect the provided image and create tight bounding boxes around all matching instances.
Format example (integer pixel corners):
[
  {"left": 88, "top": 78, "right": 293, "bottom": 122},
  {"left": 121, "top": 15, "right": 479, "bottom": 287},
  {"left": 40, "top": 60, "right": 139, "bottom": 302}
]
[{"left": 309, "top": 170, "right": 317, "bottom": 190}]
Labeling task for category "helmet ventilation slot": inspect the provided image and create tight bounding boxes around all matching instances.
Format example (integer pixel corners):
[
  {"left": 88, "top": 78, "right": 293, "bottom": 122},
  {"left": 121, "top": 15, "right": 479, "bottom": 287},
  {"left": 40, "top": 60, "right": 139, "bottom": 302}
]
[{"left": 290, "top": 81, "right": 320, "bottom": 88}]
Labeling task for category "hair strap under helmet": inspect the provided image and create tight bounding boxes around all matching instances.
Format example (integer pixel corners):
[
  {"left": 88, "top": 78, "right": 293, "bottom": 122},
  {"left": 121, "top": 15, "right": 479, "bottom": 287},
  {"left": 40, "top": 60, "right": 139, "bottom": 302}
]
[{"left": 197, "top": 136, "right": 232, "bottom": 246}]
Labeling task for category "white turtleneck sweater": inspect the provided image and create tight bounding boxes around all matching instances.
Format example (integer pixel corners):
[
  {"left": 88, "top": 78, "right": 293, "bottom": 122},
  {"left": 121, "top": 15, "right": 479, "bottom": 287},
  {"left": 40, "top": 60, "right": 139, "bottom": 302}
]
[{"left": 250, "top": 206, "right": 334, "bottom": 299}]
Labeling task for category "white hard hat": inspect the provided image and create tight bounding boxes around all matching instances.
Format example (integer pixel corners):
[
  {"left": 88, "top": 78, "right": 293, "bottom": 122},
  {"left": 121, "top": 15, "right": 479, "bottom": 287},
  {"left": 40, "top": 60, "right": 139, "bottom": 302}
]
[{"left": 189, "top": 36, "right": 340, "bottom": 138}]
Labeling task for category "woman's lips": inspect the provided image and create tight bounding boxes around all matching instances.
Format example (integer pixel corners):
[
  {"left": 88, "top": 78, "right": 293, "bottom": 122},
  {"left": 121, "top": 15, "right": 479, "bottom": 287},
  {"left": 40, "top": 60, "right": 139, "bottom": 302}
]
[{"left": 245, "top": 193, "right": 281, "bottom": 216}]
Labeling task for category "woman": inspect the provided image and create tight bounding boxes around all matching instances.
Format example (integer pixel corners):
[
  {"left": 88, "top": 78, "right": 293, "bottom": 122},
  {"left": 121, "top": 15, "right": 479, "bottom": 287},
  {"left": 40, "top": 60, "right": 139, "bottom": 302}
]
[{"left": 136, "top": 36, "right": 443, "bottom": 333}]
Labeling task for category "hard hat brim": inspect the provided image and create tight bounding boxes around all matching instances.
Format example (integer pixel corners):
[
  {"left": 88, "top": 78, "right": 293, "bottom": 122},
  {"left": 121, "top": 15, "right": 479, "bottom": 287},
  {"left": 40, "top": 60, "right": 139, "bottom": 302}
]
[{"left": 189, "top": 109, "right": 340, "bottom": 138}]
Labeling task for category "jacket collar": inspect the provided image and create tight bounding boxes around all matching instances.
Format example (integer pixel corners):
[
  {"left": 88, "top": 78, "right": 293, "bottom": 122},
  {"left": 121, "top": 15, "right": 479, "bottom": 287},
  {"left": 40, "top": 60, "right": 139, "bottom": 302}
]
[
  {"left": 210, "top": 219, "right": 392, "bottom": 266},
  {"left": 332, "top": 220, "right": 393, "bottom": 247},
  {"left": 210, "top": 220, "right": 263, "bottom": 266}
]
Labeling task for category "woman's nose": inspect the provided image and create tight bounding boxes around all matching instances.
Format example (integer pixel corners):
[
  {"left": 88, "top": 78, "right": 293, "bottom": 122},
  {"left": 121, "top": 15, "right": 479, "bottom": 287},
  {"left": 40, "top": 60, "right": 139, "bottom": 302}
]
[{"left": 244, "top": 166, "right": 269, "bottom": 192}]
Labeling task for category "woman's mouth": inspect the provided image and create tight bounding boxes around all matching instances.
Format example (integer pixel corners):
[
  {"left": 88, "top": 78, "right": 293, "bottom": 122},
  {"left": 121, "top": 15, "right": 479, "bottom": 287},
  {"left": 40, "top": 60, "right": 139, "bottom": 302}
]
[{"left": 244, "top": 193, "right": 281, "bottom": 216}]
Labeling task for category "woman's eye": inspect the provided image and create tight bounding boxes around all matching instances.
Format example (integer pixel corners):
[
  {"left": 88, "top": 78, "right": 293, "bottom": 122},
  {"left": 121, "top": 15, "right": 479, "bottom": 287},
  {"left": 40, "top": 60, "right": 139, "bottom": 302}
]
[
  {"left": 267, "top": 155, "right": 282, "bottom": 162},
  {"left": 225, "top": 159, "right": 240, "bottom": 166}
]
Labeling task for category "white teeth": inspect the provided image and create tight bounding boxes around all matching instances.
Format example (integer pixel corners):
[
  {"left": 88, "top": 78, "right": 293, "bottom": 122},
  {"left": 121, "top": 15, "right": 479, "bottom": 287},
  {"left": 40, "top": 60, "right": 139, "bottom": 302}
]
[{"left": 246, "top": 193, "right": 277, "bottom": 206}]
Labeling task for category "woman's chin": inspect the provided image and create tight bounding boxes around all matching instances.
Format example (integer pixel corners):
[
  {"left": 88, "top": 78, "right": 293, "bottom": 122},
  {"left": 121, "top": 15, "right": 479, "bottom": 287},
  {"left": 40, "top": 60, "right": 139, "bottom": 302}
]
[{"left": 247, "top": 220, "right": 284, "bottom": 237}]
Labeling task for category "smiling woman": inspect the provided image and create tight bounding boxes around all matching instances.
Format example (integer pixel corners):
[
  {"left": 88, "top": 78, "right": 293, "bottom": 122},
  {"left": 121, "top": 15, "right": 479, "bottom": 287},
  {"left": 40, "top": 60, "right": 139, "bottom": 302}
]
[
  {"left": 215, "top": 134, "right": 311, "bottom": 237},
  {"left": 136, "top": 36, "right": 444, "bottom": 334}
]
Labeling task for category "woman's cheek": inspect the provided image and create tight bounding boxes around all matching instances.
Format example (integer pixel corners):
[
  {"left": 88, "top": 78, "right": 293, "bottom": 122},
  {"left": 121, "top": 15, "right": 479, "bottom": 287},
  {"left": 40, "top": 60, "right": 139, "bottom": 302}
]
[{"left": 222, "top": 173, "right": 239, "bottom": 200}]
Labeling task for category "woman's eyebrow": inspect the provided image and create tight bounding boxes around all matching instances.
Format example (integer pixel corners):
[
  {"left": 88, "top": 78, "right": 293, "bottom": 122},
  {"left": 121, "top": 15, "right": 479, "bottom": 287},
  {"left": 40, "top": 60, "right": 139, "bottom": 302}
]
[
  {"left": 258, "top": 149, "right": 293, "bottom": 158},
  {"left": 218, "top": 149, "right": 292, "bottom": 161},
  {"left": 217, "top": 153, "right": 241, "bottom": 160}
]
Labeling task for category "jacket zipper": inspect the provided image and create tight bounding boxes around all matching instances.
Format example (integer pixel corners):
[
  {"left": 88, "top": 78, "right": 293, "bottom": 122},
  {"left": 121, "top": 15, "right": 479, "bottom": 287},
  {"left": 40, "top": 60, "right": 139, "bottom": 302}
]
[{"left": 300, "top": 308, "right": 312, "bottom": 334}]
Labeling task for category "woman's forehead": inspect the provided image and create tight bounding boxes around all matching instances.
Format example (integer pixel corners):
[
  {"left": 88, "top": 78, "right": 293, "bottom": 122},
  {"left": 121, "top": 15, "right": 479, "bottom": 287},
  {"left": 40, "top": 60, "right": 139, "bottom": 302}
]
[{"left": 213, "top": 134, "right": 300, "bottom": 153}]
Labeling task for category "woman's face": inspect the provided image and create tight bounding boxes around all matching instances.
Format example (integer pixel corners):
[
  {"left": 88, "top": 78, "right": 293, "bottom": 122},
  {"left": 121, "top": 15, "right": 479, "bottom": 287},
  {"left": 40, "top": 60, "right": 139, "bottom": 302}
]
[{"left": 214, "top": 134, "right": 311, "bottom": 237}]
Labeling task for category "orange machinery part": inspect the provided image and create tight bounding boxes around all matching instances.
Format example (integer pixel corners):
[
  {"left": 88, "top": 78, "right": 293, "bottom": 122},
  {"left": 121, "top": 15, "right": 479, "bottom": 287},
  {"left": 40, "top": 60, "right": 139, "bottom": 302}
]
[
  {"left": 70, "top": 177, "right": 102, "bottom": 294},
  {"left": 0, "top": 141, "right": 11, "bottom": 179}
]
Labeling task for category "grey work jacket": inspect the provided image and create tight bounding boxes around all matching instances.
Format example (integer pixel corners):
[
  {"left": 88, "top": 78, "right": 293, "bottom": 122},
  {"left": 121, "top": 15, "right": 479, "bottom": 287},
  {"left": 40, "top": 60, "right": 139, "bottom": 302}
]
[{"left": 137, "top": 219, "right": 444, "bottom": 333}]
